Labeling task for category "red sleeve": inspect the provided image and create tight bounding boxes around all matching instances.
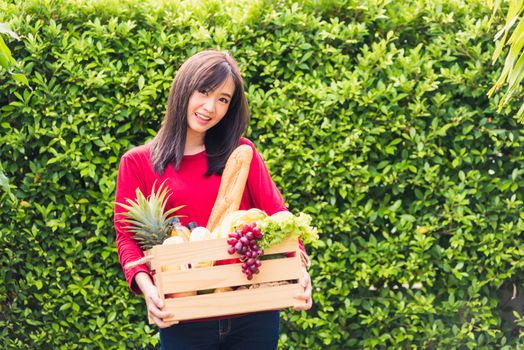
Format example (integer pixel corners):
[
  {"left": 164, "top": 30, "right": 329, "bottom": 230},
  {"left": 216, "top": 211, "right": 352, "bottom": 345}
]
[
  {"left": 241, "top": 138, "right": 307, "bottom": 256},
  {"left": 114, "top": 154, "right": 152, "bottom": 294},
  {"left": 242, "top": 138, "right": 286, "bottom": 215}
]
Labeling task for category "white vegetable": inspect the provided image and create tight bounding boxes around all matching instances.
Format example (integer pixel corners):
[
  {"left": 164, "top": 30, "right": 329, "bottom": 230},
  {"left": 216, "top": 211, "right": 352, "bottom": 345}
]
[{"left": 190, "top": 227, "right": 212, "bottom": 241}]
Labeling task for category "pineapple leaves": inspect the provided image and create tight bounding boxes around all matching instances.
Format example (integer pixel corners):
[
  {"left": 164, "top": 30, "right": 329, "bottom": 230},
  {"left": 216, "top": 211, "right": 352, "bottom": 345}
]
[{"left": 115, "top": 180, "right": 185, "bottom": 250}]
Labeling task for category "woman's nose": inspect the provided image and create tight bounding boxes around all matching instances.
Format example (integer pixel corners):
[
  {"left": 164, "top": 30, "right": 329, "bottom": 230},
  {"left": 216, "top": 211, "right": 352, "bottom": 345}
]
[{"left": 203, "top": 97, "right": 215, "bottom": 112}]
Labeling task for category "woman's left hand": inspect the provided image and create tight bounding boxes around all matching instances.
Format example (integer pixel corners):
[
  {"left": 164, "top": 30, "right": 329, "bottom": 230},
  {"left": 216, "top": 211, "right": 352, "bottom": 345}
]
[{"left": 293, "top": 267, "right": 312, "bottom": 311}]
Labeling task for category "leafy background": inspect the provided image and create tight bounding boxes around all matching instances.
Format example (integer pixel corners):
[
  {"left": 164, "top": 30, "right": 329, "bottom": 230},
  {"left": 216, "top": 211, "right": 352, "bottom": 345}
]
[{"left": 1, "top": 0, "right": 523, "bottom": 348}]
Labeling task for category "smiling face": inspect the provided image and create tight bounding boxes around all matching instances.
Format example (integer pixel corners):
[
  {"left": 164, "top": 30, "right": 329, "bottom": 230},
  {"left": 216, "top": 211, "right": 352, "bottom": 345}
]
[
  {"left": 186, "top": 76, "right": 236, "bottom": 140},
  {"left": 151, "top": 50, "right": 249, "bottom": 175}
]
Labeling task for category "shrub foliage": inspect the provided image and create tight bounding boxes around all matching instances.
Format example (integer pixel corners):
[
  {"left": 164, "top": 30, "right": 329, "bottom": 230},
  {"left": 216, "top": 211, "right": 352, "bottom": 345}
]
[{"left": 1, "top": 0, "right": 523, "bottom": 348}]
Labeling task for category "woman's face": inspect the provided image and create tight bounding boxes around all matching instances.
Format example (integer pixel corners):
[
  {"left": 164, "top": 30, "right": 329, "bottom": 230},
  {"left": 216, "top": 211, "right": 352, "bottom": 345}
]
[{"left": 186, "top": 76, "right": 235, "bottom": 138}]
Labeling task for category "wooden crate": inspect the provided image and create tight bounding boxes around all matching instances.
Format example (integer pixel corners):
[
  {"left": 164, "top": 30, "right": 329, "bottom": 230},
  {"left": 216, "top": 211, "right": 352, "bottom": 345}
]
[{"left": 147, "top": 236, "right": 303, "bottom": 323}]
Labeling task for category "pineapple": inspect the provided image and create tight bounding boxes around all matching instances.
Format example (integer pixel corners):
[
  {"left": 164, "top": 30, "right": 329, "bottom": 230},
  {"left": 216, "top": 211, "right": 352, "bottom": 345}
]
[{"left": 116, "top": 180, "right": 184, "bottom": 250}]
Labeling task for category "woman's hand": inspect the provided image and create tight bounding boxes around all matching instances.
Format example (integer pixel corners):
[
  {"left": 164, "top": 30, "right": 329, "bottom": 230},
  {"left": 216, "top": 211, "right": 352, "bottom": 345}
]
[
  {"left": 135, "top": 272, "right": 176, "bottom": 328},
  {"left": 293, "top": 267, "right": 312, "bottom": 311}
]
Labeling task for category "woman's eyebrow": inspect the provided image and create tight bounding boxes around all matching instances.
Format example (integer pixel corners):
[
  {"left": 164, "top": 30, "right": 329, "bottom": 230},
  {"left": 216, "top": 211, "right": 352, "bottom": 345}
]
[{"left": 221, "top": 92, "right": 233, "bottom": 98}]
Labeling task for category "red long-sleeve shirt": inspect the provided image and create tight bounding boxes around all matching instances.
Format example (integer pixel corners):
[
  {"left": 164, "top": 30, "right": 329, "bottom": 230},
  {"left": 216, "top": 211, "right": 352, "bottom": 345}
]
[{"left": 114, "top": 137, "right": 303, "bottom": 294}]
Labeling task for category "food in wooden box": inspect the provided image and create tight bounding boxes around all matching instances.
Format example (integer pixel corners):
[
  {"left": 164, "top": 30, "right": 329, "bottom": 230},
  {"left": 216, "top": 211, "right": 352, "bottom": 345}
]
[
  {"left": 207, "top": 144, "right": 253, "bottom": 233},
  {"left": 116, "top": 180, "right": 184, "bottom": 250}
]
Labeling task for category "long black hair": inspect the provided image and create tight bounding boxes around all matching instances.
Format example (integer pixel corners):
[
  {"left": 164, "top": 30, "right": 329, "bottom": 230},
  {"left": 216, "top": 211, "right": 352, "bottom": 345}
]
[{"left": 151, "top": 50, "right": 249, "bottom": 176}]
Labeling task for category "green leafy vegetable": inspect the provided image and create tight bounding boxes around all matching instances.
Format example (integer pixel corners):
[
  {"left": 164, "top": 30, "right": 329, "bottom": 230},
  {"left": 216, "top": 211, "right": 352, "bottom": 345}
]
[{"left": 257, "top": 211, "right": 318, "bottom": 249}]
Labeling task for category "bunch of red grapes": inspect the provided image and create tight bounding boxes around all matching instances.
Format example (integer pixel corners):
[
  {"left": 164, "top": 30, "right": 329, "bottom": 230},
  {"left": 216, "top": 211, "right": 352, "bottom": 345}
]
[{"left": 227, "top": 222, "right": 264, "bottom": 280}]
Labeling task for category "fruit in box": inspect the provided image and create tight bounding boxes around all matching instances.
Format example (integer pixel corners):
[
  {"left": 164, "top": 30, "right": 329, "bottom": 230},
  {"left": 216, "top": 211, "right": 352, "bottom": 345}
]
[
  {"left": 213, "top": 208, "right": 268, "bottom": 239},
  {"left": 116, "top": 180, "right": 184, "bottom": 250}
]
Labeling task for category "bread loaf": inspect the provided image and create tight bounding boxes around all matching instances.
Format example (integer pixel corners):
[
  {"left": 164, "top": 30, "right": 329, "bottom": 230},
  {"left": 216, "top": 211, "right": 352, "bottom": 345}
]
[{"left": 206, "top": 145, "right": 253, "bottom": 232}]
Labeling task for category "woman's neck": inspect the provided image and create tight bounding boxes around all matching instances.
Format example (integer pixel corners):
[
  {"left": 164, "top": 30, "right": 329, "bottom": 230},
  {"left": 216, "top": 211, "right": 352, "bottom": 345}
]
[{"left": 184, "top": 131, "right": 205, "bottom": 155}]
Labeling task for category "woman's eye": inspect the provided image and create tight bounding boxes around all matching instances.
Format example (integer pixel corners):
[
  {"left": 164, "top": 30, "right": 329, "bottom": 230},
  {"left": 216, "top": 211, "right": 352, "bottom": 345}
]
[
  {"left": 198, "top": 89, "right": 208, "bottom": 95},
  {"left": 219, "top": 97, "right": 230, "bottom": 104}
]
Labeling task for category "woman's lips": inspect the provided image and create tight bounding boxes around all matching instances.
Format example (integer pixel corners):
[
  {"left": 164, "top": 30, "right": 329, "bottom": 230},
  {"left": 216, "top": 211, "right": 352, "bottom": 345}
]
[{"left": 195, "top": 112, "right": 211, "bottom": 124}]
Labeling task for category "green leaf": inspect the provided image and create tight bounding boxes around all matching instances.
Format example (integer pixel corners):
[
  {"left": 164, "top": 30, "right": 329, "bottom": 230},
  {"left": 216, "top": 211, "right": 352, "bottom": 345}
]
[
  {"left": 0, "top": 36, "right": 15, "bottom": 67},
  {"left": 0, "top": 170, "right": 9, "bottom": 191},
  {"left": 0, "top": 46, "right": 11, "bottom": 69},
  {"left": 11, "top": 73, "right": 29, "bottom": 86}
]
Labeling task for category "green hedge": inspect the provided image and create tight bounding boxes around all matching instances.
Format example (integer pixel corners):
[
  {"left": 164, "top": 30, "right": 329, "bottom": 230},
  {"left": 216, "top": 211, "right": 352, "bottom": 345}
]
[{"left": 1, "top": 0, "right": 523, "bottom": 348}]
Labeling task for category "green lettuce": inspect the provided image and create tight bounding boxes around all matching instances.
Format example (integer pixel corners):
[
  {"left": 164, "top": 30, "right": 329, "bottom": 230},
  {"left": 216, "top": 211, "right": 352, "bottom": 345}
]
[{"left": 257, "top": 211, "right": 318, "bottom": 250}]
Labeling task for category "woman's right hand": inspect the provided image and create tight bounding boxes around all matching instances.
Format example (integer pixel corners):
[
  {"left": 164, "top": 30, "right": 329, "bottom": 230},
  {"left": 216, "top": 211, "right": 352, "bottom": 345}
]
[{"left": 135, "top": 272, "right": 176, "bottom": 328}]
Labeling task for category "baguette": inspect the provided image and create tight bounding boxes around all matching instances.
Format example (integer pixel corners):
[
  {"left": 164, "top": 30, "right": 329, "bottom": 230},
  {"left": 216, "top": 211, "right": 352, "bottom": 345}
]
[{"left": 206, "top": 145, "right": 253, "bottom": 232}]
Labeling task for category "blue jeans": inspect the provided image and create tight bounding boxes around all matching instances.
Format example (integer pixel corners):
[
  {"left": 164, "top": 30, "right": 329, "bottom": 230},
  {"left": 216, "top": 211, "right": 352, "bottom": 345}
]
[{"left": 159, "top": 311, "right": 280, "bottom": 350}]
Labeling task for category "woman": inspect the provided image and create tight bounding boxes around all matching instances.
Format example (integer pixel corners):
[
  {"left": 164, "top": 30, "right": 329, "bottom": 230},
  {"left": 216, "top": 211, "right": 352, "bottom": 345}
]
[{"left": 114, "top": 50, "right": 312, "bottom": 349}]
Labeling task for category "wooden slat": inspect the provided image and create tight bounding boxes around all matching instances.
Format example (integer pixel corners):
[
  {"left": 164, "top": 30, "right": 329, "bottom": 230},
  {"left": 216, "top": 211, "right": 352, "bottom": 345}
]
[
  {"left": 264, "top": 236, "right": 300, "bottom": 255},
  {"left": 163, "top": 283, "right": 303, "bottom": 322},
  {"left": 150, "top": 249, "right": 165, "bottom": 297},
  {"left": 148, "top": 250, "right": 161, "bottom": 324},
  {"left": 150, "top": 236, "right": 299, "bottom": 266},
  {"left": 158, "top": 255, "right": 301, "bottom": 294}
]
